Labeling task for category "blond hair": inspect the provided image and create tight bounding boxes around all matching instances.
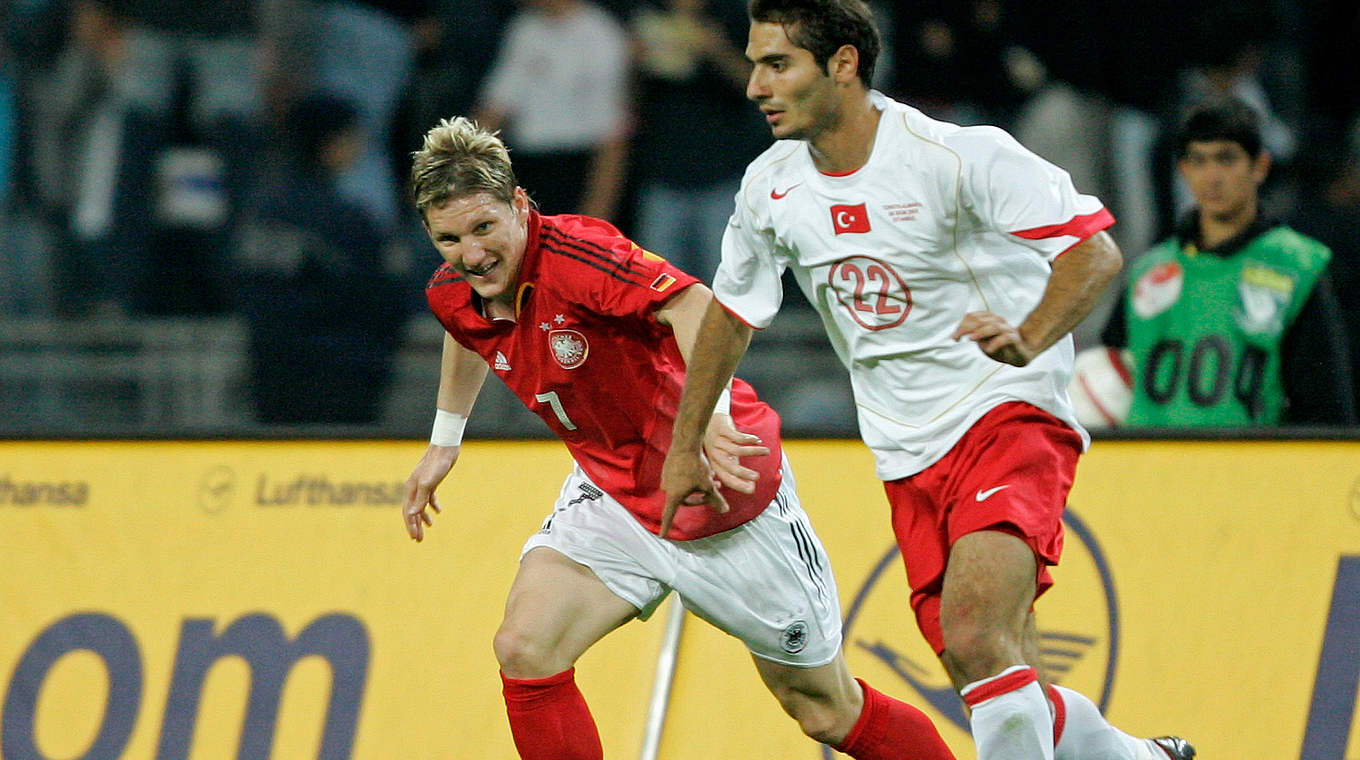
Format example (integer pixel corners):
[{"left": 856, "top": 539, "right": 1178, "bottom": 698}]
[{"left": 409, "top": 117, "right": 519, "bottom": 218}]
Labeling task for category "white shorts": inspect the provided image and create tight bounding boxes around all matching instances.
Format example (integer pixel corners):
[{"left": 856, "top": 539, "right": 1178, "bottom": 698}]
[{"left": 521, "top": 454, "right": 843, "bottom": 667}]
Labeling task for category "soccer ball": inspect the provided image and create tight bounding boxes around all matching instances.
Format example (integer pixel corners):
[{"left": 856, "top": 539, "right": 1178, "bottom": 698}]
[{"left": 1068, "top": 347, "right": 1134, "bottom": 429}]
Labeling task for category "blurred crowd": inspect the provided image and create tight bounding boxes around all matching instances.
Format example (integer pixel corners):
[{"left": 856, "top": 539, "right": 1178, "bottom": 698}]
[{"left": 1, "top": 0, "right": 1358, "bottom": 427}]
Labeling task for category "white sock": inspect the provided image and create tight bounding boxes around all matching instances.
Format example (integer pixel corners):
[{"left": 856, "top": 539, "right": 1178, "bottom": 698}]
[
  {"left": 962, "top": 665, "right": 1054, "bottom": 760},
  {"left": 1051, "top": 684, "right": 1166, "bottom": 760}
]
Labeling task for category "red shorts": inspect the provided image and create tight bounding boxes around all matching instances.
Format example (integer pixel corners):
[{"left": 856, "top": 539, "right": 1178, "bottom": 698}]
[{"left": 882, "top": 401, "right": 1082, "bottom": 654}]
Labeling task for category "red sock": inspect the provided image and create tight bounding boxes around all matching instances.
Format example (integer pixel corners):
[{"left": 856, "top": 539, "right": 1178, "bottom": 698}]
[
  {"left": 836, "top": 678, "right": 956, "bottom": 760},
  {"left": 500, "top": 668, "right": 603, "bottom": 760}
]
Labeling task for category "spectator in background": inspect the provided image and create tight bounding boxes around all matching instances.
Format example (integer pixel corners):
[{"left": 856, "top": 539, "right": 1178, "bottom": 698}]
[
  {"left": 311, "top": 0, "right": 437, "bottom": 232},
  {"left": 0, "top": 0, "right": 25, "bottom": 314},
  {"left": 1163, "top": 3, "right": 1299, "bottom": 222},
  {"left": 396, "top": 0, "right": 509, "bottom": 174},
  {"left": 1103, "top": 96, "right": 1356, "bottom": 427},
  {"left": 626, "top": 0, "right": 768, "bottom": 282},
  {"left": 0, "top": 2, "right": 13, "bottom": 214},
  {"left": 473, "top": 0, "right": 630, "bottom": 220},
  {"left": 888, "top": 0, "right": 1033, "bottom": 128},
  {"left": 92, "top": 0, "right": 283, "bottom": 316},
  {"left": 234, "top": 93, "right": 405, "bottom": 425},
  {"left": 20, "top": 0, "right": 127, "bottom": 315},
  {"left": 1289, "top": 115, "right": 1360, "bottom": 418}
]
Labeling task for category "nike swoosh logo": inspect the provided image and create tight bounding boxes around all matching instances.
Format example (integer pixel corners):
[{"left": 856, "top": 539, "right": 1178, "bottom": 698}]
[
  {"left": 770, "top": 183, "right": 802, "bottom": 199},
  {"left": 975, "top": 485, "right": 1011, "bottom": 501}
]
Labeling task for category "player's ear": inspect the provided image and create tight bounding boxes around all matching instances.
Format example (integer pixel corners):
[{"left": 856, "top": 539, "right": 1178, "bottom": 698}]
[
  {"left": 829, "top": 44, "right": 860, "bottom": 84},
  {"left": 1251, "top": 149, "right": 1272, "bottom": 184}
]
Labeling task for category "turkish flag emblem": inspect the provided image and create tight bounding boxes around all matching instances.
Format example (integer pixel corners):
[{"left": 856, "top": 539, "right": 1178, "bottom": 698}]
[{"left": 831, "top": 203, "right": 871, "bottom": 234}]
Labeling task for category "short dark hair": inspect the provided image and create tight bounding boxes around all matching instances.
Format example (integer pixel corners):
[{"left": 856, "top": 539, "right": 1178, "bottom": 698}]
[
  {"left": 1176, "top": 96, "right": 1264, "bottom": 158},
  {"left": 749, "top": 0, "right": 880, "bottom": 86}
]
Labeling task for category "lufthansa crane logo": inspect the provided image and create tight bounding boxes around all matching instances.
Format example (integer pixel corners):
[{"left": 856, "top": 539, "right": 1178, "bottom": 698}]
[{"left": 820, "top": 508, "right": 1119, "bottom": 757}]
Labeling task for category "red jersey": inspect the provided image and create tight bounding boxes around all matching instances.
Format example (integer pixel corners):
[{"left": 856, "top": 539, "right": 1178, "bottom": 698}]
[{"left": 425, "top": 210, "right": 784, "bottom": 540}]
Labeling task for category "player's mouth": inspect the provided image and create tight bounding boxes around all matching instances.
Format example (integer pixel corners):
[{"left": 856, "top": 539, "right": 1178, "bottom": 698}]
[
  {"left": 762, "top": 108, "right": 784, "bottom": 125},
  {"left": 465, "top": 260, "right": 498, "bottom": 278}
]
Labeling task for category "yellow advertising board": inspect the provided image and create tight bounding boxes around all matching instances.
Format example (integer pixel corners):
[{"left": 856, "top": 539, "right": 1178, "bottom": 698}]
[{"left": 2, "top": 439, "right": 1359, "bottom": 759}]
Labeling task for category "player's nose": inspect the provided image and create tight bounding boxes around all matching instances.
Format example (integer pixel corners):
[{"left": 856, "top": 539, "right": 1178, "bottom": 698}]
[
  {"left": 746, "top": 71, "right": 768, "bottom": 101},
  {"left": 457, "top": 241, "right": 489, "bottom": 269}
]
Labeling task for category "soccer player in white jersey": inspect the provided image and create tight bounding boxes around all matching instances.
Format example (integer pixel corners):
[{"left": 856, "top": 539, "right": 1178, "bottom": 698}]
[{"left": 661, "top": 2, "right": 1195, "bottom": 760}]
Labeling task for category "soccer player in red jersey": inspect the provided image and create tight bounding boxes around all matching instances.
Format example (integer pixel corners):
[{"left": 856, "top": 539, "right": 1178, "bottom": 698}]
[{"left": 399, "top": 116, "right": 955, "bottom": 760}]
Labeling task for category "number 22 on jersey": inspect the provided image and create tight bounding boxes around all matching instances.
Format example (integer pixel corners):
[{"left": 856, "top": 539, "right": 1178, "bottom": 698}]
[{"left": 828, "top": 255, "right": 911, "bottom": 330}]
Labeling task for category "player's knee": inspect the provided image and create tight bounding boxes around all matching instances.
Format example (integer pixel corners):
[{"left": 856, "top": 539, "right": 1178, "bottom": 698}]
[
  {"left": 940, "top": 621, "right": 1016, "bottom": 682},
  {"left": 492, "top": 623, "right": 560, "bottom": 678},
  {"left": 772, "top": 685, "right": 856, "bottom": 746}
]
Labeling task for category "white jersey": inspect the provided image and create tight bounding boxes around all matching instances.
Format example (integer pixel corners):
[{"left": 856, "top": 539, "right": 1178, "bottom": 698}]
[
  {"left": 479, "top": 3, "right": 629, "bottom": 152},
  {"left": 714, "top": 92, "right": 1111, "bottom": 480}
]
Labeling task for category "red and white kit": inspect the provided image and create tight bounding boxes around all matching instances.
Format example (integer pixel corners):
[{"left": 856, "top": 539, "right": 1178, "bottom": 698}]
[
  {"left": 426, "top": 211, "right": 843, "bottom": 666},
  {"left": 715, "top": 90, "right": 1113, "bottom": 481}
]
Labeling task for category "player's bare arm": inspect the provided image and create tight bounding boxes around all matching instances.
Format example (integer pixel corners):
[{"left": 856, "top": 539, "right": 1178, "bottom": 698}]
[
  {"left": 658, "top": 284, "right": 769, "bottom": 493},
  {"left": 403, "top": 334, "right": 490, "bottom": 542},
  {"left": 659, "top": 298, "right": 755, "bottom": 538},
  {"left": 953, "top": 230, "right": 1123, "bottom": 366}
]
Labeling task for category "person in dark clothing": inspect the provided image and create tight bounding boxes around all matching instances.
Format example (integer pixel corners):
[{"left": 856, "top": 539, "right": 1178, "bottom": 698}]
[
  {"left": 1102, "top": 96, "right": 1356, "bottom": 427},
  {"left": 626, "top": 0, "right": 769, "bottom": 282},
  {"left": 234, "top": 93, "right": 405, "bottom": 425},
  {"left": 311, "top": 0, "right": 437, "bottom": 230},
  {"left": 95, "top": 0, "right": 273, "bottom": 315},
  {"left": 1287, "top": 120, "right": 1360, "bottom": 419}
]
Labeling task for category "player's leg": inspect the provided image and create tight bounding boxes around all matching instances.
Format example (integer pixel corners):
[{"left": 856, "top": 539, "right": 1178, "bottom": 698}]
[
  {"left": 1022, "top": 616, "right": 1196, "bottom": 760},
  {"left": 495, "top": 468, "right": 670, "bottom": 760},
  {"left": 495, "top": 546, "right": 638, "bottom": 677},
  {"left": 888, "top": 403, "right": 1083, "bottom": 760},
  {"left": 924, "top": 403, "right": 1192, "bottom": 760},
  {"left": 751, "top": 653, "right": 956, "bottom": 759},
  {"left": 939, "top": 529, "right": 1056, "bottom": 760},
  {"left": 495, "top": 546, "right": 638, "bottom": 760},
  {"left": 675, "top": 454, "right": 954, "bottom": 758}
]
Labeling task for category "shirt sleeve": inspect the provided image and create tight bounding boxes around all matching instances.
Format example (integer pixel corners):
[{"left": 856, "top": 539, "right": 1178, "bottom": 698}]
[
  {"left": 711, "top": 192, "right": 786, "bottom": 330},
  {"left": 566, "top": 218, "right": 701, "bottom": 322},
  {"left": 1101, "top": 290, "right": 1129, "bottom": 348},
  {"left": 958, "top": 126, "right": 1114, "bottom": 261},
  {"left": 1281, "top": 272, "right": 1358, "bottom": 425}
]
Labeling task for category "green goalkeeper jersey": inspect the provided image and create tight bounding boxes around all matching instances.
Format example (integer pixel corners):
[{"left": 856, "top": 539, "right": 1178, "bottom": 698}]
[{"left": 1122, "top": 222, "right": 1331, "bottom": 426}]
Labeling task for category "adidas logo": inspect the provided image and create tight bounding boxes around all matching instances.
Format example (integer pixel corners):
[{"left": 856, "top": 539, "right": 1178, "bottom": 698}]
[{"left": 494, "top": 351, "right": 512, "bottom": 372}]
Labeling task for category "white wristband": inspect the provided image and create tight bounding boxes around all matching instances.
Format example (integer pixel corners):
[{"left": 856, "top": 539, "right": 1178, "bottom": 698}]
[
  {"left": 430, "top": 409, "right": 468, "bottom": 447},
  {"left": 713, "top": 388, "right": 732, "bottom": 416}
]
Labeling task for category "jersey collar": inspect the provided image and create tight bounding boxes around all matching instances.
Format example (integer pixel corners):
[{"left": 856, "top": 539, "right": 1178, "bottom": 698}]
[
  {"left": 1179, "top": 206, "right": 1276, "bottom": 258},
  {"left": 511, "top": 208, "right": 545, "bottom": 319}
]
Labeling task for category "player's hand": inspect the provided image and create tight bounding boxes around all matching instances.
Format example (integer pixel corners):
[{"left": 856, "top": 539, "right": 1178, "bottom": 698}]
[
  {"left": 659, "top": 448, "right": 729, "bottom": 540},
  {"left": 703, "top": 413, "right": 769, "bottom": 494},
  {"left": 402, "top": 444, "right": 459, "bottom": 542},
  {"left": 953, "top": 311, "right": 1038, "bottom": 367}
]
